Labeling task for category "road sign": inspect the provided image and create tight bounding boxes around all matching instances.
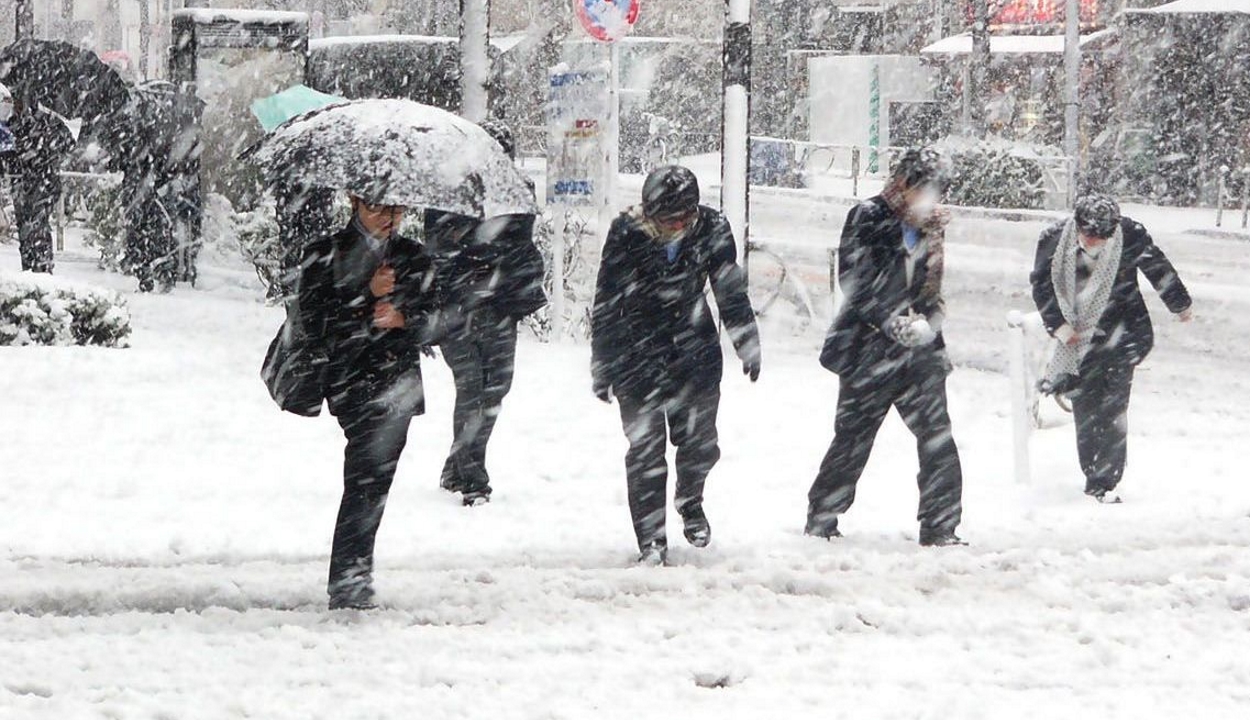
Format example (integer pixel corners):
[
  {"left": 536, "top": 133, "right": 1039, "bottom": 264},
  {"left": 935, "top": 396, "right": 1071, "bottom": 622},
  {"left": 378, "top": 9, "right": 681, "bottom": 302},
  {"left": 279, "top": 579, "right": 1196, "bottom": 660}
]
[
  {"left": 547, "top": 69, "right": 609, "bottom": 207},
  {"left": 574, "top": 0, "right": 640, "bottom": 43}
]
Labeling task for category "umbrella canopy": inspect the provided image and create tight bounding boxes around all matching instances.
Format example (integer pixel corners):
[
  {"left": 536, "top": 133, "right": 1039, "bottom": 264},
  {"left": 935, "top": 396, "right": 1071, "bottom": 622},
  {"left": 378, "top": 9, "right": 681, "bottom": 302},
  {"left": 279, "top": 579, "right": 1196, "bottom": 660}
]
[
  {"left": 250, "top": 84, "right": 346, "bottom": 133},
  {"left": 0, "top": 39, "right": 130, "bottom": 123},
  {"left": 247, "top": 98, "right": 537, "bottom": 218}
]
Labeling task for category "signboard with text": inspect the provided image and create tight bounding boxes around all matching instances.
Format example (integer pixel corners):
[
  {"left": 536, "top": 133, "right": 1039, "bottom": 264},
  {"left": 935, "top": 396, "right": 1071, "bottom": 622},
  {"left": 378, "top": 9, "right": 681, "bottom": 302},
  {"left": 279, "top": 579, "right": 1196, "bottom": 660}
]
[
  {"left": 547, "top": 69, "right": 609, "bottom": 207},
  {"left": 966, "top": 0, "right": 1100, "bottom": 28}
]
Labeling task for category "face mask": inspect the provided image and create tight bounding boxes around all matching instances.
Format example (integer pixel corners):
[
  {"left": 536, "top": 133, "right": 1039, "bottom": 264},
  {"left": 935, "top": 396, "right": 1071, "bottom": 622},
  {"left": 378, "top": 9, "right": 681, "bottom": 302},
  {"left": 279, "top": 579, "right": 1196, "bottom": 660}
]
[
  {"left": 1080, "top": 237, "right": 1105, "bottom": 258},
  {"left": 0, "top": 102, "right": 13, "bottom": 123}
]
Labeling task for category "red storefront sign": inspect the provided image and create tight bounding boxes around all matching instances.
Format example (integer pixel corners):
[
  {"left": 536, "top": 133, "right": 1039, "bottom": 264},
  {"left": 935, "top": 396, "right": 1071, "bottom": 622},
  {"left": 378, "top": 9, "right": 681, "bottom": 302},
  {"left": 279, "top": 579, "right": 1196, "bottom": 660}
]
[{"left": 966, "top": 0, "right": 1100, "bottom": 27}]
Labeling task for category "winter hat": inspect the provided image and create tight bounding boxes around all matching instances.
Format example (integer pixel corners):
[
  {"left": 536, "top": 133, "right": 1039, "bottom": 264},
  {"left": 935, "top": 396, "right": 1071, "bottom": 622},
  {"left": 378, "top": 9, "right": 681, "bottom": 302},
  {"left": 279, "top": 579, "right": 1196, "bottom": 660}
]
[
  {"left": 1074, "top": 194, "right": 1121, "bottom": 238},
  {"left": 891, "top": 147, "right": 952, "bottom": 192},
  {"left": 479, "top": 119, "right": 516, "bottom": 160},
  {"left": 642, "top": 165, "right": 700, "bottom": 220}
]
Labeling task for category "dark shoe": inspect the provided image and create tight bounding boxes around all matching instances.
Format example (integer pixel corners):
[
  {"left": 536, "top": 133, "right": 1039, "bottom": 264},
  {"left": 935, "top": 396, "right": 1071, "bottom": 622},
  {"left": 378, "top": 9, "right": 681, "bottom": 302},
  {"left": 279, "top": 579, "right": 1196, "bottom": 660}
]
[
  {"left": 1086, "top": 488, "right": 1123, "bottom": 504},
  {"left": 462, "top": 490, "right": 491, "bottom": 507},
  {"left": 440, "top": 475, "right": 466, "bottom": 493},
  {"left": 919, "top": 530, "right": 967, "bottom": 547},
  {"left": 804, "top": 514, "right": 841, "bottom": 540},
  {"left": 681, "top": 506, "right": 711, "bottom": 548},
  {"left": 637, "top": 541, "right": 668, "bottom": 567}
]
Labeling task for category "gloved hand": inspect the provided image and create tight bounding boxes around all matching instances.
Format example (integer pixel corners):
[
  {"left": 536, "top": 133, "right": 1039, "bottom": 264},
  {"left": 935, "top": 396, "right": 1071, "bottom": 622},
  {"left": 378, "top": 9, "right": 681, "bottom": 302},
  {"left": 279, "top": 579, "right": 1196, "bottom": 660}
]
[
  {"left": 886, "top": 315, "right": 938, "bottom": 348},
  {"left": 743, "top": 358, "right": 761, "bottom": 383},
  {"left": 593, "top": 377, "right": 613, "bottom": 404}
]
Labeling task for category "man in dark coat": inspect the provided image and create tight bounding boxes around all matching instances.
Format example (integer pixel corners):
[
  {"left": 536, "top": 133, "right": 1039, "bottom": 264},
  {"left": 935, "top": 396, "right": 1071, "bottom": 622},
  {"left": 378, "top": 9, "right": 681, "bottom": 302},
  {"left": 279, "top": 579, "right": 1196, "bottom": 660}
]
[
  {"left": 6, "top": 96, "right": 73, "bottom": 273},
  {"left": 425, "top": 122, "right": 546, "bottom": 506},
  {"left": 298, "top": 194, "right": 440, "bottom": 610},
  {"left": 1030, "top": 195, "right": 1192, "bottom": 503},
  {"left": 592, "top": 165, "right": 761, "bottom": 566},
  {"left": 806, "top": 148, "right": 965, "bottom": 547}
]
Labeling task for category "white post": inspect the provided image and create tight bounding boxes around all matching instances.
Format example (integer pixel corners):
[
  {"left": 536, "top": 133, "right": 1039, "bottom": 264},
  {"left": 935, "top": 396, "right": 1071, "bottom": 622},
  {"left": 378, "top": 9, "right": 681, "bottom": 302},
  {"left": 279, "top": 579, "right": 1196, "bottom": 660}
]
[
  {"left": 722, "top": 0, "right": 752, "bottom": 267},
  {"left": 459, "top": 0, "right": 491, "bottom": 123},
  {"left": 1007, "top": 311, "right": 1032, "bottom": 486},
  {"left": 550, "top": 210, "right": 566, "bottom": 343},
  {"left": 1063, "top": 0, "right": 1081, "bottom": 207},
  {"left": 598, "top": 42, "right": 620, "bottom": 243}
]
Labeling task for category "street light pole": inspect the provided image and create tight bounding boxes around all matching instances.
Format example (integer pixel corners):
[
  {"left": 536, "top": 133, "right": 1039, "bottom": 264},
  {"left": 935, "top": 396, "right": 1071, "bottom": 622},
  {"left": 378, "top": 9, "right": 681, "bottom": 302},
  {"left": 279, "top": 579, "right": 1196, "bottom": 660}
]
[
  {"left": 1063, "top": 0, "right": 1082, "bottom": 206},
  {"left": 723, "top": 0, "right": 752, "bottom": 272},
  {"left": 969, "top": 0, "right": 990, "bottom": 138},
  {"left": 459, "top": 0, "right": 491, "bottom": 123},
  {"left": 15, "top": 0, "right": 35, "bottom": 40}
]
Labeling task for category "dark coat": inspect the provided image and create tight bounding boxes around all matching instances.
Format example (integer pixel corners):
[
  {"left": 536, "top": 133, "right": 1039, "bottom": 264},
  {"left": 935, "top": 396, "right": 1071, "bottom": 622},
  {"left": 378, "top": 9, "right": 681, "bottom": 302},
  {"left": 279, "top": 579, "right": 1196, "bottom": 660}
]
[
  {"left": 1031, "top": 216, "right": 1191, "bottom": 371},
  {"left": 820, "top": 196, "right": 948, "bottom": 377},
  {"left": 425, "top": 210, "right": 547, "bottom": 334},
  {"left": 297, "top": 225, "right": 440, "bottom": 418},
  {"left": 591, "top": 205, "right": 760, "bottom": 400},
  {"left": 5, "top": 108, "right": 73, "bottom": 196}
]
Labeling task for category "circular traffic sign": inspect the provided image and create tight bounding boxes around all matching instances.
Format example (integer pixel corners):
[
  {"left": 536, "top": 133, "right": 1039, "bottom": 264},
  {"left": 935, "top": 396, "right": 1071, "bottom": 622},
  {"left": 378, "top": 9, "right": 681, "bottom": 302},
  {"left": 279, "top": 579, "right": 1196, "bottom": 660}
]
[{"left": 574, "top": 0, "right": 641, "bottom": 43}]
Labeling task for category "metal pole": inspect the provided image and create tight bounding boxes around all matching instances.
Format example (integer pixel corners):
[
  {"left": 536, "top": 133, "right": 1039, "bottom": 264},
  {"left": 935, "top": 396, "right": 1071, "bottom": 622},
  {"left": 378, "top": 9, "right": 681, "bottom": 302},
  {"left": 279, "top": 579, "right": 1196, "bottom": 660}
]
[
  {"left": 550, "top": 211, "right": 566, "bottom": 343},
  {"left": 1241, "top": 169, "right": 1249, "bottom": 229},
  {"left": 1216, "top": 165, "right": 1228, "bottom": 227},
  {"left": 1007, "top": 311, "right": 1032, "bottom": 486},
  {"left": 458, "top": 0, "right": 491, "bottom": 123},
  {"left": 969, "top": 0, "right": 990, "bottom": 138},
  {"left": 15, "top": 0, "right": 35, "bottom": 39},
  {"left": 1063, "top": 0, "right": 1081, "bottom": 207},
  {"left": 598, "top": 42, "right": 620, "bottom": 244},
  {"left": 722, "top": 0, "right": 752, "bottom": 271}
]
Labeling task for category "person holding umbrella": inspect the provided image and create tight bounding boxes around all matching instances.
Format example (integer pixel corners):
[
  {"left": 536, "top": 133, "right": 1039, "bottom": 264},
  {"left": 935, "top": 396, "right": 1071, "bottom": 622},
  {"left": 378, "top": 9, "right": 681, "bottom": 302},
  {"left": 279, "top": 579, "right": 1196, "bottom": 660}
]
[
  {"left": 591, "top": 165, "right": 761, "bottom": 566},
  {"left": 298, "top": 192, "right": 440, "bottom": 610},
  {"left": 426, "top": 121, "right": 546, "bottom": 507},
  {"left": 249, "top": 99, "right": 536, "bottom": 608},
  {"left": 1030, "top": 195, "right": 1193, "bottom": 504}
]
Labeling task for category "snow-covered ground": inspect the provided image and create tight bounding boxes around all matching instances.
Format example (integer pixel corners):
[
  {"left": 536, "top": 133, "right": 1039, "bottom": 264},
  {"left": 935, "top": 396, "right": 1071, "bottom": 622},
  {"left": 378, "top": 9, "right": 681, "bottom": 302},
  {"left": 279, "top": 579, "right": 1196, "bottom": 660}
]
[{"left": 1, "top": 200, "right": 1248, "bottom": 719}]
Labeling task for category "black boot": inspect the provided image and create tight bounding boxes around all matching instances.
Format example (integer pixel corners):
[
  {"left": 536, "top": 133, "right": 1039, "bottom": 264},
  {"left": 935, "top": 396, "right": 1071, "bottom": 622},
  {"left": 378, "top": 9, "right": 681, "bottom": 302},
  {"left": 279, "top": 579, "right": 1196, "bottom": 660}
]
[
  {"left": 637, "top": 540, "right": 668, "bottom": 567},
  {"left": 804, "top": 512, "right": 842, "bottom": 540},
  {"left": 681, "top": 505, "right": 711, "bottom": 548}
]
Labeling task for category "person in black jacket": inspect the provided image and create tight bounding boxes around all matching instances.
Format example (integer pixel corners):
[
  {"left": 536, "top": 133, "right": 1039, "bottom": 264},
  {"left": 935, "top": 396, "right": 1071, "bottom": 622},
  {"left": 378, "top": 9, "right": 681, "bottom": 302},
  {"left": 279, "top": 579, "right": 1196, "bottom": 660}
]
[
  {"left": 298, "top": 194, "right": 440, "bottom": 610},
  {"left": 806, "top": 148, "right": 965, "bottom": 547},
  {"left": 6, "top": 96, "right": 73, "bottom": 273},
  {"left": 1030, "top": 195, "right": 1193, "bottom": 503},
  {"left": 592, "top": 165, "right": 761, "bottom": 566},
  {"left": 426, "top": 122, "right": 546, "bottom": 506}
]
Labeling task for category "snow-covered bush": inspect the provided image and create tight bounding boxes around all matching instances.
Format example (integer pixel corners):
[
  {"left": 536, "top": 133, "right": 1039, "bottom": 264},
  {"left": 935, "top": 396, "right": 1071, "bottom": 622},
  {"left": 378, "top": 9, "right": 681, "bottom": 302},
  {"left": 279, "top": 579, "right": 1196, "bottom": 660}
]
[
  {"left": 0, "top": 272, "right": 131, "bottom": 348},
  {"left": 524, "top": 211, "right": 596, "bottom": 342},
  {"left": 937, "top": 138, "right": 1048, "bottom": 210}
]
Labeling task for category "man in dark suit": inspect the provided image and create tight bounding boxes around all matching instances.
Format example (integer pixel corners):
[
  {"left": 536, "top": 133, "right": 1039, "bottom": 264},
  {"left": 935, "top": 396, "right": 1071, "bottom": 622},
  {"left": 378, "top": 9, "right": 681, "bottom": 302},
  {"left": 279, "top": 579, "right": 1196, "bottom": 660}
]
[
  {"left": 426, "top": 122, "right": 546, "bottom": 506},
  {"left": 592, "top": 165, "right": 761, "bottom": 565},
  {"left": 806, "top": 148, "right": 965, "bottom": 547},
  {"left": 298, "top": 193, "right": 440, "bottom": 610},
  {"left": 1030, "top": 195, "right": 1192, "bottom": 503}
]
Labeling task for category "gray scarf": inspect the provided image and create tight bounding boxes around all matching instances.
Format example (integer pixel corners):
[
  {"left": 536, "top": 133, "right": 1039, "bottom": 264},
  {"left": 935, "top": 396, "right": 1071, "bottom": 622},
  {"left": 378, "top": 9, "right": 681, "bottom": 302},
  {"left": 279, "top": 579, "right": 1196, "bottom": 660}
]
[{"left": 1044, "top": 218, "right": 1123, "bottom": 383}]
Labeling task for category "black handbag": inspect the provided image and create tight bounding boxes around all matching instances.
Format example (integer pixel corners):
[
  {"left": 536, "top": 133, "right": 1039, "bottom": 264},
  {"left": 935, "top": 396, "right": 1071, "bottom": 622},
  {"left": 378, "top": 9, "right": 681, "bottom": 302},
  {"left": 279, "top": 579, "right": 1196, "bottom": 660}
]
[{"left": 261, "top": 311, "right": 327, "bottom": 417}]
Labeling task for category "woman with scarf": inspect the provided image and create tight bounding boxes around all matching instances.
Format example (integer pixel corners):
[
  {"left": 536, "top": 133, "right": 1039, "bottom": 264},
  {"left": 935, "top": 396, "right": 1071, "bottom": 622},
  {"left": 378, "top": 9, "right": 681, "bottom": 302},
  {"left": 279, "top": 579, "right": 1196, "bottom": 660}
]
[
  {"left": 806, "top": 148, "right": 965, "bottom": 547},
  {"left": 1031, "top": 195, "right": 1193, "bottom": 504},
  {"left": 591, "top": 165, "right": 761, "bottom": 566}
]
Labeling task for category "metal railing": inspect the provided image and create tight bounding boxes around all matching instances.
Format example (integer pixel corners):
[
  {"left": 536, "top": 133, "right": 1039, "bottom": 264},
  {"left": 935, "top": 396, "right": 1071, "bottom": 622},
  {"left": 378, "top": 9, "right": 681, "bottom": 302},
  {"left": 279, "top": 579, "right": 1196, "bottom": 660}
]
[{"left": 1215, "top": 165, "right": 1250, "bottom": 230}]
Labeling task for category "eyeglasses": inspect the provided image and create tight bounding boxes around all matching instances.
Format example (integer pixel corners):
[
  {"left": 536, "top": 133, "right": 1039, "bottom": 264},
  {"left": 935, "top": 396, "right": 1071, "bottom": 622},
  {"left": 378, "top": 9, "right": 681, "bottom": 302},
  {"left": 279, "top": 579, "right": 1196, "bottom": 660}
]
[{"left": 653, "top": 212, "right": 696, "bottom": 230}]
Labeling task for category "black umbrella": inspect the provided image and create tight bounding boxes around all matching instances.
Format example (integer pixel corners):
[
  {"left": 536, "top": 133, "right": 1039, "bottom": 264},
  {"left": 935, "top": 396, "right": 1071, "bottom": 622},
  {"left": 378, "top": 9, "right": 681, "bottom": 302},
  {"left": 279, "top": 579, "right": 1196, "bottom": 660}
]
[{"left": 0, "top": 39, "right": 130, "bottom": 123}]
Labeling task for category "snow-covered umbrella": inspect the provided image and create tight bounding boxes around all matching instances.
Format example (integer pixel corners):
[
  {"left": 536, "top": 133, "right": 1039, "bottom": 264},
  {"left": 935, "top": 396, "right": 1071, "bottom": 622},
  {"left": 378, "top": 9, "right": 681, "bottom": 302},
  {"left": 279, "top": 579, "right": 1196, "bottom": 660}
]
[
  {"left": 0, "top": 39, "right": 130, "bottom": 123},
  {"left": 245, "top": 98, "right": 537, "bottom": 219}
]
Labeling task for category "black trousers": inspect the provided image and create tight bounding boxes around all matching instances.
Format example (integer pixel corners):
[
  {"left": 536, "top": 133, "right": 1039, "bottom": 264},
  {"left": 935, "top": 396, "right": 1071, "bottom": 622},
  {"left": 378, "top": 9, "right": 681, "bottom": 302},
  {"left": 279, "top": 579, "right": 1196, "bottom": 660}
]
[
  {"left": 440, "top": 321, "right": 518, "bottom": 497},
  {"left": 328, "top": 404, "right": 412, "bottom": 597},
  {"left": 13, "top": 175, "right": 58, "bottom": 274},
  {"left": 807, "top": 353, "right": 963, "bottom": 534},
  {"left": 617, "top": 384, "right": 722, "bottom": 551},
  {"left": 1072, "top": 362, "right": 1134, "bottom": 495}
]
